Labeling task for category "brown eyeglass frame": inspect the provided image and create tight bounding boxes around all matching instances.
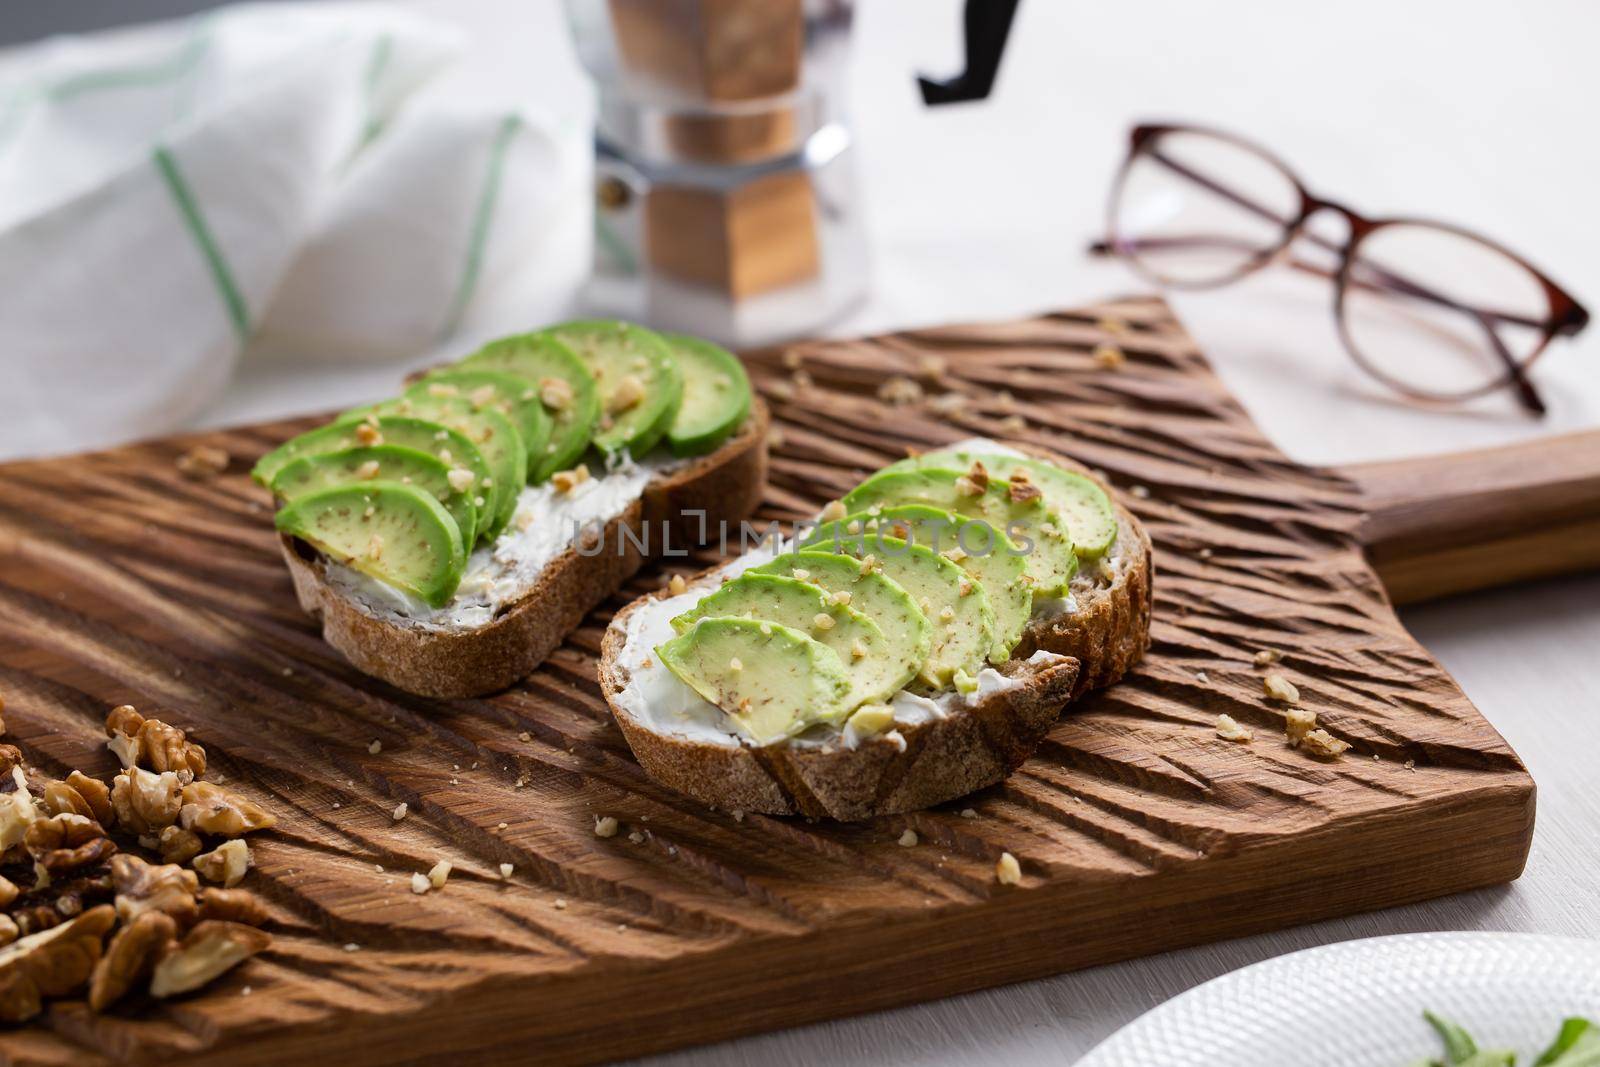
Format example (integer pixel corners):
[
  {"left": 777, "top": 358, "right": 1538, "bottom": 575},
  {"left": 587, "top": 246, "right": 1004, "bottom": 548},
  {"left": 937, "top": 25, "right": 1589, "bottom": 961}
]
[{"left": 1091, "top": 123, "right": 1590, "bottom": 416}]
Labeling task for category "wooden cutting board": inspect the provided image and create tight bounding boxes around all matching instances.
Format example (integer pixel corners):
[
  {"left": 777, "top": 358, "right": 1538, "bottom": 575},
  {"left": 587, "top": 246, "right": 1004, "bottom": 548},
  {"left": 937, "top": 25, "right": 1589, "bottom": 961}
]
[{"left": 2, "top": 296, "right": 1587, "bottom": 1066}]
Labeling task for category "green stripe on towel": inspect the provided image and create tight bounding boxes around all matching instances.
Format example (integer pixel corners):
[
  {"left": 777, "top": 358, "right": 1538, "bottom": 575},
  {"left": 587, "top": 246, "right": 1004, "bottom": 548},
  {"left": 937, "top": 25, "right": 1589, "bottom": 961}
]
[
  {"left": 153, "top": 145, "right": 250, "bottom": 340},
  {"left": 440, "top": 113, "right": 522, "bottom": 340}
]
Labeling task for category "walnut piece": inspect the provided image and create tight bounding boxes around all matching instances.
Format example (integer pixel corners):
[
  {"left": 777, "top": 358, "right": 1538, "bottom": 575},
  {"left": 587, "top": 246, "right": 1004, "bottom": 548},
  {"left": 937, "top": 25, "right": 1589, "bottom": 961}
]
[
  {"left": 111, "top": 854, "right": 199, "bottom": 929},
  {"left": 111, "top": 767, "right": 183, "bottom": 834},
  {"left": 39, "top": 771, "right": 115, "bottom": 829},
  {"left": 149, "top": 920, "right": 270, "bottom": 999},
  {"left": 0, "top": 916, "right": 16, "bottom": 948},
  {"left": 0, "top": 767, "right": 40, "bottom": 851},
  {"left": 1214, "top": 714, "right": 1254, "bottom": 743},
  {"left": 0, "top": 874, "right": 17, "bottom": 908},
  {"left": 24, "top": 812, "right": 117, "bottom": 874},
  {"left": 193, "top": 839, "right": 251, "bottom": 888},
  {"left": 175, "top": 445, "right": 229, "bottom": 479},
  {"left": 158, "top": 825, "right": 204, "bottom": 866},
  {"left": 1262, "top": 673, "right": 1300, "bottom": 704},
  {"left": 179, "top": 782, "right": 276, "bottom": 836},
  {"left": 0, "top": 905, "right": 115, "bottom": 1022},
  {"left": 1284, "top": 707, "right": 1318, "bottom": 747},
  {"left": 87, "top": 910, "right": 177, "bottom": 1012},
  {"left": 132, "top": 719, "right": 206, "bottom": 783},
  {"left": 197, "top": 888, "right": 268, "bottom": 926},
  {"left": 1301, "top": 728, "right": 1352, "bottom": 760}
]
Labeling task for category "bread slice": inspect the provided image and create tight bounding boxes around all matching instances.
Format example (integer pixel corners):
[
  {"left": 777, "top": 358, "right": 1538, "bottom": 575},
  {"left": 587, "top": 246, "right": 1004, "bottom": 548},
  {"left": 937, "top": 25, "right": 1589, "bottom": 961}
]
[
  {"left": 280, "top": 400, "right": 770, "bottom": 698},
  {"left": 598, "top": 444, "right": 1151, "bottom": 820}
]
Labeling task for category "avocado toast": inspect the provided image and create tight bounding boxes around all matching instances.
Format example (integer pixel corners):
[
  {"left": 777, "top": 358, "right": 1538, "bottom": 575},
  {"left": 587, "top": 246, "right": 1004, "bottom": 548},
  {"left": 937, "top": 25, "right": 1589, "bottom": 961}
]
[
  {"left": 257, "top": 323, "right": 768, "bottom": 699},
  {"left": 599, "top": 439, "right": 1152, "bottom": 820}
]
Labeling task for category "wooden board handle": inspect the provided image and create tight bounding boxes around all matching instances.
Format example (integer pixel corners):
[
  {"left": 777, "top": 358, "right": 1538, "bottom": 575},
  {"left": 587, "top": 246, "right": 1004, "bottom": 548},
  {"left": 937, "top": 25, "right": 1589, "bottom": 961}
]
[{"left": 1341, "top": 429, "right": 1600, "bottom": 605}]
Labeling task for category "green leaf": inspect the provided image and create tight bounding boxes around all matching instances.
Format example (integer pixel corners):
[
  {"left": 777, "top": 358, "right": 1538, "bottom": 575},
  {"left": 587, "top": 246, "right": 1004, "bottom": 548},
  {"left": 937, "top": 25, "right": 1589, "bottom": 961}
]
[
  {"left": 1427, "top": 1012, "right": 1481, "bottom": 1064},
  {"left": 1536, "top": 1018, "right": 1600, "bottom": 1067}
]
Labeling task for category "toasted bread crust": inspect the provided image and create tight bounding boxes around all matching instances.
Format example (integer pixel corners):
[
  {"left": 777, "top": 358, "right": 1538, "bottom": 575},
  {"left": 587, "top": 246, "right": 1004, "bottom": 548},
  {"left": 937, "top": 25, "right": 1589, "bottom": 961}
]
[
  {"left": 599, "top": 445, "right": 1151, "bottom": 820},
  {"left": 601, "top": 606, "right": 1081, "bottom": 820},
  {"left": 280, "top": 401, "right": 770, "bottom": 698}
]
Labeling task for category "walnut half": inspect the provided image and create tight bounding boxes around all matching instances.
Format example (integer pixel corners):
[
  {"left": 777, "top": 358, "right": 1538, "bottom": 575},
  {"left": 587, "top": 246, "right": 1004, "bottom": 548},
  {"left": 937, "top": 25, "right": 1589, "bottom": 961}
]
[
  {"left": 111, "top": 854, "right": 199, "bottom": 930},
  {"left": 0, "top": 905, "right": 116, "bottom": 1022},
  {"left": 87, "top": 910, "right": 177, "bottom": 1012},
  {"left": 149, "top": 921, "right": 270, "bottom": 999},
  {"left": 178, "top": 782, "right": 276, "bottom": 837}
]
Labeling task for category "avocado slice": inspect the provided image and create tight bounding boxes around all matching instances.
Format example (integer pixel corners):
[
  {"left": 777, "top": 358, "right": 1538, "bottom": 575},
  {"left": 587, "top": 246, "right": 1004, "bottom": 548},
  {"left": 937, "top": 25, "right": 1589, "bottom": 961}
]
[
  {"left": 835, "top": 504, "right": 1028, "bottom": 663},
  {"left": 353, "top": 394, "right": 525, "bottom": 539},
  {"left": 459, "top": 333, "right": 600, "bottom": 481},
  {"left": 885, "top": 450, "right": 1118, "bottom": 558},
  {"left": 753, "top": 551, "right": 933, "bottom": 684},
  {"left": 671, "top": 573, "right": 916, "bottom": 709},
  {"left": 252, "top": 416, "right": 492, "bottom": 529},
  {"left": 408, "top": 369, "right": 551, "bottom": 476},
  {"left": 275, "top": 482, "right": 466, "bottom": 608},
  {"left": 841, "top": 468, "right": 1078, "bottom": 597},
  {"left": 545, "top": 320, "right": 682, "bottom": 458},
  {"left": 270, "top": 445, "right": 478, "bottom": 550},
  {"left": 661, "top": 333, "right": 750, "bottom": 457},
  {"left": 656, "top": 617, "right": 851, "bottom": 745},
  {"left": 799, "top": 525, "right": 994, "bottom": 687}
]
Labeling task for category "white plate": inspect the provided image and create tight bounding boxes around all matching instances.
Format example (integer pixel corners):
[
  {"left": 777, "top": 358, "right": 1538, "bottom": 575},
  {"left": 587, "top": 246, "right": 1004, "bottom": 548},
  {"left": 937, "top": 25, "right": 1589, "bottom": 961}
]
[{"left": 1077, "top": 933, "right": 1600, "bottom": 1067}]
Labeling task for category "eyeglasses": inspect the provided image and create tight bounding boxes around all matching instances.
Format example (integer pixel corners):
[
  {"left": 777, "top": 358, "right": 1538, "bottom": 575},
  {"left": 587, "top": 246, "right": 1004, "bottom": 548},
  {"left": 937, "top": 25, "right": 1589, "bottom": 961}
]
[{"left": 1091, "top": 123, "right": 1589, "bottom": 416}]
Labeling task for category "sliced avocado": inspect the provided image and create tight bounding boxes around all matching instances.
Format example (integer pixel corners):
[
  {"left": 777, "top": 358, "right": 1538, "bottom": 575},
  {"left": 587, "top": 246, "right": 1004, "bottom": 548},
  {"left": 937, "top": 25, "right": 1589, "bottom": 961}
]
[
  {"left": 799, "top": 525, "right": 993, "bottom": 686},
  {"left": 252, "top": 416, "right": 492, "bottom": 529},
  {"left": 408, "top": 369, "right": 550, "bottom": 476},
  {"left": 460, "top": 333, "right": 600, "bottom": 481},
  {"left": 275, "top": 482, "right": 465, "bottom": 608},
  {"left": 656, "top": 617, "right": 850, "bottom": 745},
  {"left": 545, "top": 320, "right": 682, "bottom": 457},
  {"left": 885, "top": 449, "right": 1118, "bottom": 558},
  {"left": 671, "top": 573, "right": 915, "bottom": 709},
  {"left": 270, "top": 445, "right": 478, "bottom": 550},
  {"left": 841, "top": 468, "right": 1077, "bottom": 597},
  {"left": 838, "top": 504, "right": 1028, "bottom": 663},
  {"left": 753, "top": 551, "right": 933, "bottom": 684},
  {"left": 661, "top": 333, "right": 750, "bottom": 457},
  {"left": 355, "top": 394, "right": 525, "bottom": 539}
]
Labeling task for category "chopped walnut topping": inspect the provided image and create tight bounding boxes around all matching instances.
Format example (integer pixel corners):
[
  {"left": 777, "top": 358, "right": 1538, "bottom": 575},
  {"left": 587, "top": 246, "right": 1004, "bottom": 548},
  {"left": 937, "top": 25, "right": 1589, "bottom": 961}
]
[
  {"left": 1092, "top": 343, "right": 1126, "bottom": 369},
  {"left": 468, "top": 384, "right": 497, "bottom": 408},
  {"left": 1008, "top": 478, "right": 1042, "bottom": 504},
  {"left": 354, "top": 459, "right": 381, "bottom": 480},
  {"left": 175, "top": 445, "right": 230, "bottom": 479},
  {"left": 446, "top": 467, "right": 475, "bottom": 493},
  {"left": 366, "top": 532, "right": 384, "bottom": 560},
  {"left": 608, "top": 374, "right": 646, "bottom": 415},
  {"left": 1262, "top": 673, "right": 1300, "bottom": 704},
  {"left": 539, "top": 377, "right": 574, "bottom": 410},
  {"left": 851, "top": 640, "right": 868, "bottom": 660},
  {"left": 391, "top": 802, "right": 408, "bottom": 821},
  {"left": 149, "top": 920, "right": 270, "bottom": 999},
  {"left": 193, "top": 840, "right": 251, "bottom": 888},
  {"left": 1214, "top": 715, "right": 1253, "bottom": 743},
  {"left": 498, "top": 863, "right": 514, "bottom": 879},
  {"left": 426, "top": 382, "right": 459, "bottom": 398},
  {"left": 995, "top": 852, "right": 1022, "bottom": 885},
  {"left": 1301, "top": 729, "right": 1352, "bottom": 760},
  {"left": 1284, "top": 707, "right": 1318, "bottom": 747},
  {"left": 551, "top": 464, "right": 591, "bottom": 494},
  {"left": 728, "top": 657, "right": 743, "bottom": 672},
  {"left": 88, "top": 909, "right": 176, "bottom": 1012},
  {"left": 178, "top": 782, "right": 276, "bottom": 837},
  {"left": 858, "top": 554, "right": 879, "bottom": 576},
  {"left": 354, "top": 422, "right": 383, "bottom": 446},
  {"left": 830, "top": 590, "right": 852, "bottom": 606},
  {"left": 668, "top": 574, "right": 688, "bottom": 596},
  {"left": 812, "top": 612, "right": 836, "bottom": 631},
  {"left": 819, "top": 499, "right": 847, "bottom": 523},
  {"left": 410, "top": 872, "right": 429, "bottom": 895},
  {"left": 594, "top": 816, "right": 619, "bottom": 838},
  {"left": 897, "top": 829, "right": 918, "bottom": 847},
  {"left": 877, "top": 376, "right": 924, "bottom": 407}
]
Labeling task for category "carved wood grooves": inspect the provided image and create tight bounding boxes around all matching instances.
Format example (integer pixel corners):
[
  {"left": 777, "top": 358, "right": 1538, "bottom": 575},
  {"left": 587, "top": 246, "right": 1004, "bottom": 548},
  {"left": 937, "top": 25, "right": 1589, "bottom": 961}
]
[{"left": 0, "top": 298, "right": 1533, "bottom": 1066}]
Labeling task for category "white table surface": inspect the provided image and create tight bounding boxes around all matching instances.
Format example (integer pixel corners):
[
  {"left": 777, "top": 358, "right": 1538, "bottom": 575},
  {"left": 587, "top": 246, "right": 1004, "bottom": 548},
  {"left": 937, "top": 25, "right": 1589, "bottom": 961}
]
[{"left": 61, "top": 0, "right": 1600, "bottom": 1061}]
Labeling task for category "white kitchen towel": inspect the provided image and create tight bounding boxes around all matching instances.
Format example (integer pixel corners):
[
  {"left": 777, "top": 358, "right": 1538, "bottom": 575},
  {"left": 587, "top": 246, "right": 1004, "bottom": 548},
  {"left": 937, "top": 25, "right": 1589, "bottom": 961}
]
[{"left": 0, "top": 3, "right": 579, "bottom": 462}]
